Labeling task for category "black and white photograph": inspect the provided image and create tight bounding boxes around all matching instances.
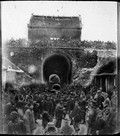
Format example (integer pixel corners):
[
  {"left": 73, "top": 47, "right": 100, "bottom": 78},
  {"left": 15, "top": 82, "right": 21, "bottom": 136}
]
[{"left": 1, "top": 1, "right": 119, "bottom": 135}]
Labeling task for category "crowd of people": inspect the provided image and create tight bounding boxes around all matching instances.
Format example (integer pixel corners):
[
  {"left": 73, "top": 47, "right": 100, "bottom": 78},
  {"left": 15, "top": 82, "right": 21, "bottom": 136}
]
[{"left": 2, "top": 79, "right": 117, "bottom": 135}]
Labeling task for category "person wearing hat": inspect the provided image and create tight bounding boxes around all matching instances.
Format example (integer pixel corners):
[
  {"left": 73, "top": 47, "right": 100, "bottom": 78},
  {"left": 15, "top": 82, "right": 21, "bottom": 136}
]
[
  {"left": 7, "top": 111, "right": 19, "bottom": 134},
  {"left": 94, "top": 89, "right": 100, "bottom": 100},
  {"left": 78, "top": 96, "right": 87, "bottom": 124},
  {"left": 24, "top": 103, "right": 36, "bottom": 134},
  {"left": 94, "top": 89, "right": 105, "bottom": 110},
  {"left": 4, "top": 94, "right": 17, "bottom": 121},
  {"left": 49, "top": 96, "right": 55, "bottom": 118},
  {"left": 69, "top": 101, "right": 81, "bottom": 135},
  {"left": 42, "top": 110, "right": 51, "bottom": 129},
  {"left": 102, "top": 94, "right": 111, "bottom": 109},
  {"left": 47, "top": 96, "right": 54, "bottom": 118},
  {"left": 49, "top": 74, "right": 60, "bottom": 85},
  {"left": 66, "top": 97, "right": 75, "bottom": 115},
  {"left": 33, "top": 100, "right": 40, "bottom": 123},
  {"left": 7, "top": 111, "right": 27, "bottom": 135},
  {"left": 61, "top": 118, "right": 74, "bottom": 135},
  {"left": 16, "top": 101, "right": 32, "bottom": 135},
  {"left": 43, "top": 122, "right": 59, "bottom": 135},
  {"left": 42, "top": 96, "right": 50, "bottom": 113},
  {"left": 86, "top": 101, "right": 98, "bottom": 135},
  {"left": 55, "top": 102, "right": 65, "bottom": 133},
  {"left": 4, "top": 94, "right": 18, "bottom": 133}
]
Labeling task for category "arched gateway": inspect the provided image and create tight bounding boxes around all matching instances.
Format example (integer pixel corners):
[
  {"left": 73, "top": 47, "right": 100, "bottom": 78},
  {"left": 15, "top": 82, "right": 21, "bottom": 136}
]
[{"left": 42, "top": 53, "right": 72, "bottom": 87}]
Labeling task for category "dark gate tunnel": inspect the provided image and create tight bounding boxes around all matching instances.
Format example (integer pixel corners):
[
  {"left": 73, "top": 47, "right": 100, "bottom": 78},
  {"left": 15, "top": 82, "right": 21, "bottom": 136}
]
[{"left": 42, "top": 53, "right": 72, "bottom": 86}]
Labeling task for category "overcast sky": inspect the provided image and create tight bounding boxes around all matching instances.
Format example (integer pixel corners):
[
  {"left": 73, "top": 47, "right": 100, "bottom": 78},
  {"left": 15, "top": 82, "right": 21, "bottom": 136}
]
[{"left": 2, "top": 1, "right": 117, "bottom": 43}]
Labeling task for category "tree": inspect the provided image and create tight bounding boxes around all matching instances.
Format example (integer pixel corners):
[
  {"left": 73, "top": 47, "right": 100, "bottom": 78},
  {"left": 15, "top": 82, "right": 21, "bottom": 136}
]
[
  {"left": 105, "top": 41, "right": 116, "bottom": 50},
  {"left": 5, "top": 38, "right": 28, "bottom": 48}
]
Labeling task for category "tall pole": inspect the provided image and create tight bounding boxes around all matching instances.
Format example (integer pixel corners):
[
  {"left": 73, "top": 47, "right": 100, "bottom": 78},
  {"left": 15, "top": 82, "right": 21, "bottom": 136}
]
[
  {"left": 0, "top": 2, "right": 3, "bottom": 134},
  {"left": 117, "top": 2, "right": 120, "bottom": 134}
]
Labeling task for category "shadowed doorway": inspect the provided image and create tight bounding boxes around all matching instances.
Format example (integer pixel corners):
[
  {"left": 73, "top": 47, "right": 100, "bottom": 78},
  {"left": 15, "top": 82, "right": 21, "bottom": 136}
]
[{"left": 42, "top": 53, "right": 72, "bottom": 87}]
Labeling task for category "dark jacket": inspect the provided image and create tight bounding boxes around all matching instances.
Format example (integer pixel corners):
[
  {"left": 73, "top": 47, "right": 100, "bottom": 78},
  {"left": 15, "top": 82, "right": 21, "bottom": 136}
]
[
  {"left": 42, "top": 100, "right": 50, "bottom": 112},
  {"left": 67, "top": 99, "right": 75, "bottom": 111},
  {"left": 96, "top": 95, "right": 105, "bottom": 110},
  {"left": 42, "top": 111, "right": 51, "bottom": 128},
  {"left": 4, "top": 103, "right": 17, "bottom": 123},
  {"left": 55, "top": 105, "right": 65, "bottom": 120},
  {"left": 7, "top": 119, "right": 26, "bottom": 134},
  {"left": 70, "top": 106, "right": 82, "bottom": 123}
]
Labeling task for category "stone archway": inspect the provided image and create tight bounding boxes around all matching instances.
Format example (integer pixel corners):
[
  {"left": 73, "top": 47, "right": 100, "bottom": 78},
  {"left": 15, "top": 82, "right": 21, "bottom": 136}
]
[{"left": 42, "top": 53, "right": 72, "bottom": 86}]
